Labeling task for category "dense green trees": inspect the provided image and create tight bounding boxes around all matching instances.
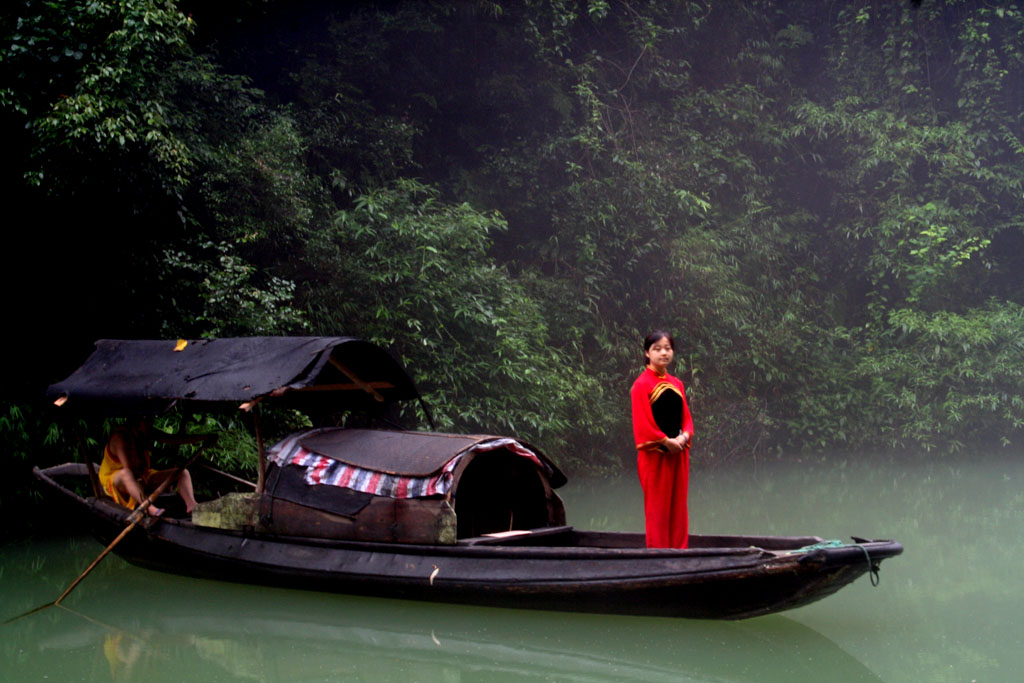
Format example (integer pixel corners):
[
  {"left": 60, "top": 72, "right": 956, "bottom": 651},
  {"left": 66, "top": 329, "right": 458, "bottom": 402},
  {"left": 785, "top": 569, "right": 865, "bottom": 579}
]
[
  {"left": 782, "top": 1, "right": 1024, "bottom": 450},
  {"left": 2, "top": 0, "right": 1022, "bottom": 485}
]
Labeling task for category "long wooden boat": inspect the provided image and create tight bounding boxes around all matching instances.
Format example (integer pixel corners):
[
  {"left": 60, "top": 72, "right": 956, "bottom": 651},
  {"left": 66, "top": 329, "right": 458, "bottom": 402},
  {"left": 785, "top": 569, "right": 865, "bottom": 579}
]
[{"left": 37, "top": 337, "right": 902, "bottom": 620}]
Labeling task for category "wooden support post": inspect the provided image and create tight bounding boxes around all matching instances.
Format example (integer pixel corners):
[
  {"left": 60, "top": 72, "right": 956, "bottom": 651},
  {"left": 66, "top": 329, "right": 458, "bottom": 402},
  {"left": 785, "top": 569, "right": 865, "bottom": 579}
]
[
  {"left": 78, "top": 433, "right": 103, "bottom": 499},
  {"left": 254, "top": 404, "right": 266, "bottom": 494}
]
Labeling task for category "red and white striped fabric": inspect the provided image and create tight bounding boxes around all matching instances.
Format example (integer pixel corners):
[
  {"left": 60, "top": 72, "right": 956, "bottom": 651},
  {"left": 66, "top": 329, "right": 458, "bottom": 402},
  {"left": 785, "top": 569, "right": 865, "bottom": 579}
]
[{"left": 267, "top": 430, "right": 546, "bottom": 499}]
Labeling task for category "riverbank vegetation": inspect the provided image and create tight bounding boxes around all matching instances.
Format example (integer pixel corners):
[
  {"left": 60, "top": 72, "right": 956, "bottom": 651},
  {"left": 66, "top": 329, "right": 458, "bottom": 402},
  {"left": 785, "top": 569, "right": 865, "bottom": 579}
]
[{"left": 2, "top": 0, "right": 1022, "bottom": 498}]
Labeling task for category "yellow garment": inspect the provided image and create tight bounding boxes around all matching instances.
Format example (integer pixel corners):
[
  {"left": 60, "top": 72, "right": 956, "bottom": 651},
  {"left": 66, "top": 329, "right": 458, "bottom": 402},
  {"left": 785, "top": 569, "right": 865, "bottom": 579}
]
[
  {"left": 98, "top": 428, "right": 155, "bottom": 509},
  {"left": 103, "top": 633, "right": 123, "bottom": 679},
  {"left": 104, "top": 632, "right": 143, "bottom": 681}
]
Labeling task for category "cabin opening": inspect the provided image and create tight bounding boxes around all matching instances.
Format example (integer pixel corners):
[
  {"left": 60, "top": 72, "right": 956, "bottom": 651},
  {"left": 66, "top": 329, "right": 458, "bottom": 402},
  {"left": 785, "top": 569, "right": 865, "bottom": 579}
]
[{"left": 453, "top": 449, "right": 553, "bottom": 538}]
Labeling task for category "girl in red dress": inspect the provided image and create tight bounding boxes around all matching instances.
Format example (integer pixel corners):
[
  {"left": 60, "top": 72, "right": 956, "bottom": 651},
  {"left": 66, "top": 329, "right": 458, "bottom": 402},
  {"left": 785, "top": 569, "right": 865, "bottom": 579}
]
[{"left": 630, "top": 331, "right": 693, "bottom": 548}]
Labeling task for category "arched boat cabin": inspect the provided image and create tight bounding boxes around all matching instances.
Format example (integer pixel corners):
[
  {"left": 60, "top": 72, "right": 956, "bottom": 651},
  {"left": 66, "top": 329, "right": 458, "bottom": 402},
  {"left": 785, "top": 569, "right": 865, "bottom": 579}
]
[{"left": 250, "top": 427, "right": 566, "bottom": 544}]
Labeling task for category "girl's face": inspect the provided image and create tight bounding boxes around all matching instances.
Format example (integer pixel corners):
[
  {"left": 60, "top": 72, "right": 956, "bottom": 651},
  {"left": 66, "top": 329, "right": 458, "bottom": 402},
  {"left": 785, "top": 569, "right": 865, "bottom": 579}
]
[{"left": 645, "top": 337, "right": 674, "bottom": 371}]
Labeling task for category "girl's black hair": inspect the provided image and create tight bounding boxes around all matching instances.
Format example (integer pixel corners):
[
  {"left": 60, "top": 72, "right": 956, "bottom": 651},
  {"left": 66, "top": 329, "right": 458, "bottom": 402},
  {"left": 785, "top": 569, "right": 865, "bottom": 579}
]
[{"left": 643, "top": 330, "right": 675, "bottom": 362}]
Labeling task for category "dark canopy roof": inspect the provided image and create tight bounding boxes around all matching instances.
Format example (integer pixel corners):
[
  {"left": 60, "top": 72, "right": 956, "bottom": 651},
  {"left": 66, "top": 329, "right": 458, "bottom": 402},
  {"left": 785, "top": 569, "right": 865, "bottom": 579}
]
[
  {"left": 297, "top": 428, "right": 567, "bottom": 488},
  {"left": 302, "top": 429, "right": 492, "bottom": 476},
  {"left": 46, "top": 337, "right": 421, "bottom": 415}
]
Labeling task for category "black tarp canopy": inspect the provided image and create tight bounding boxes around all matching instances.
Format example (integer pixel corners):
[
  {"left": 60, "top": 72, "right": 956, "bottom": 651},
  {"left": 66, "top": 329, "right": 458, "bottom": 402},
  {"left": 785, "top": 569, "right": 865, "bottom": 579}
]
[{"left": 46, "top": 337, "right": 423, "bottom": 416}]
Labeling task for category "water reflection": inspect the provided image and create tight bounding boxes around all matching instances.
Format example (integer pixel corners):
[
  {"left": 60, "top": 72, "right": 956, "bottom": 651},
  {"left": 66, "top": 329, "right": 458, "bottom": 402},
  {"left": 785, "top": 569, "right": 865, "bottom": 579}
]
[
  {"left": 565, "top": 452, "right": 1024, "bottom": 682},
  {"left": 4, "top": 451, "right": 1023, "bottom": 682},
  {"left": 5, "top": 547, "right": 880, "bottom": 682}
]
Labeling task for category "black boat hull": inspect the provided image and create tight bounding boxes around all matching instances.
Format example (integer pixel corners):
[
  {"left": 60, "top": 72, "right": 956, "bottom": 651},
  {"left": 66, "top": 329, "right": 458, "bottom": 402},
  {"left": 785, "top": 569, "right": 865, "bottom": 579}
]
[{"left": 36, "top": 464, "right": 903, "bottom": 620}]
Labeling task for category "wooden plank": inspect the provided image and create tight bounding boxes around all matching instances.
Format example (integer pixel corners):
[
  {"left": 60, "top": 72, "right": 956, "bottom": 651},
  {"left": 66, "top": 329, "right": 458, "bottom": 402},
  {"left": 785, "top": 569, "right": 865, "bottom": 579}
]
[
  {"left": 291, "top": 382, "right": 395, "bottom": 392},
  {"left": 261, "top": 496, "right": 456, "bottom": 545},
  {"left": 328, "top": 358, "right": 385, "bottom": 402},
  {"left": 459, "top": 525, "right": 574, "bottom": 546}
]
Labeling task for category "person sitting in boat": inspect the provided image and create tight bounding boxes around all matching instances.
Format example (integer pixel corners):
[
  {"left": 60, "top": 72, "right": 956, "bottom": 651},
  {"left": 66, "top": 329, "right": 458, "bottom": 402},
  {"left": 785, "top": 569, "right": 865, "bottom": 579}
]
[
  {"left": 630, "top": 330, "right": 694, "bottom": 549},
  {"left": 98, "top": 417, "right": 201, "bottom": 516}
]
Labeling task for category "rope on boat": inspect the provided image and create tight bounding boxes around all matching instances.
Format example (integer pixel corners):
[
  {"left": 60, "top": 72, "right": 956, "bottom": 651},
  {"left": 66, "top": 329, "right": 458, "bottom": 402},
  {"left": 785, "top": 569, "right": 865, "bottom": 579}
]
[
  {"left": 859, "top": 544, "right": 881, "bottom": 587},
  {"left": 787, "top": 540, "right": 881, "bottom": 587}
]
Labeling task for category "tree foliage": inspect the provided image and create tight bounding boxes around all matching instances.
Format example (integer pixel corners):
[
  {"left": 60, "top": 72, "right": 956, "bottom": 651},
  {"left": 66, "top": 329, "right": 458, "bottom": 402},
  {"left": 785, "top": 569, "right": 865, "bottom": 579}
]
[{"left": 3, "top": 0, "right": 1023, "bottom": 494}]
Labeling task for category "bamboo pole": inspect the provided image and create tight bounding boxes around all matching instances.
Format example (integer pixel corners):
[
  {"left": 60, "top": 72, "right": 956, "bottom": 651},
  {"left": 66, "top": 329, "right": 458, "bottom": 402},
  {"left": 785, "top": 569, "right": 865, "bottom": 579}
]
[{"left": 5, "top": 438, "right": 215, "bottom": 624}]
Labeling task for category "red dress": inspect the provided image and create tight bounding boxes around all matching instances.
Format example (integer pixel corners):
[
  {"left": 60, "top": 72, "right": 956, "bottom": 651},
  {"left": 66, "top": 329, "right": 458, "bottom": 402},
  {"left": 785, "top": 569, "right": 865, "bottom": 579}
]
[{"left": 630, "top": 367, "right": 694, "bottom": 548}]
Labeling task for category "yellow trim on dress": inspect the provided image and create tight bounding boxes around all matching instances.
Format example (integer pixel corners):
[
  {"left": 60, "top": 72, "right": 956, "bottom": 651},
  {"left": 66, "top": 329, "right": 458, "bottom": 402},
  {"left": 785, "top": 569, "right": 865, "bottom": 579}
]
[{"left": 649, "top": 381, "right": 683, "bottom": 404}]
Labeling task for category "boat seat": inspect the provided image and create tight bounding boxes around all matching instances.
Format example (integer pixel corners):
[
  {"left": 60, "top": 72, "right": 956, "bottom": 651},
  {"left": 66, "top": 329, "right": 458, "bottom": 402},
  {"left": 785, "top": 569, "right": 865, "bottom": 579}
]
[{"left": 457, "top": 525, "right": 574, "bottom": 546}]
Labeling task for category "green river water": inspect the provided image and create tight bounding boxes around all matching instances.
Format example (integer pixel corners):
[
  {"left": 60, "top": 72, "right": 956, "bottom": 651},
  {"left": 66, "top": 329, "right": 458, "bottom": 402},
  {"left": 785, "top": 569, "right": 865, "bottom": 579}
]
[{"left": 2, "top": 451, "right": 1021, "bottom": 682}]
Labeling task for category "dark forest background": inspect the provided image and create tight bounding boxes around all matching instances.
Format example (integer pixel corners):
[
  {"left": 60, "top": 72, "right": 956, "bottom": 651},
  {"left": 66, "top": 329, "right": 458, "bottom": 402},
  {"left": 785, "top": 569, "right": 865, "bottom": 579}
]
[{"left": 2, "top": 0, "right": 1023, "bottom": 509}]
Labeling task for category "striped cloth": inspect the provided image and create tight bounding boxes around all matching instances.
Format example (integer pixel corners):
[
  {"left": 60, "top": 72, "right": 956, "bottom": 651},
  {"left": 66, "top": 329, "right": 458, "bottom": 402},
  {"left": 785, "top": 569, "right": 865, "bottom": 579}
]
[{"left": 267, "top": 429, "right": 547, "bottom": 499}]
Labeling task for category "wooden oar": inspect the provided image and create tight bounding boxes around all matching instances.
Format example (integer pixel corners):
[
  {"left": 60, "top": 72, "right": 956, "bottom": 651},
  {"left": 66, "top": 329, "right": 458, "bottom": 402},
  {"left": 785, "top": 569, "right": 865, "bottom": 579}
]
[
  {"left": 196, "top": 460, "right": 257, "bottom": 489},
  {"left": 5, "top": 439, "right": 214, "bottom": 624}
]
